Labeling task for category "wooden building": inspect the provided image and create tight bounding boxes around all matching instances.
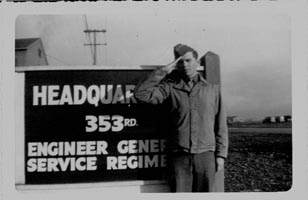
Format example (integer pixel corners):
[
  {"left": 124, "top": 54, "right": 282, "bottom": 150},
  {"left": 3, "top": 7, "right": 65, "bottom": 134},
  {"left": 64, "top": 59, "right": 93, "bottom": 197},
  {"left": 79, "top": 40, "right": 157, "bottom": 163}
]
[{"left": 15, "top": 38, "right": 48, "bottom": 66}]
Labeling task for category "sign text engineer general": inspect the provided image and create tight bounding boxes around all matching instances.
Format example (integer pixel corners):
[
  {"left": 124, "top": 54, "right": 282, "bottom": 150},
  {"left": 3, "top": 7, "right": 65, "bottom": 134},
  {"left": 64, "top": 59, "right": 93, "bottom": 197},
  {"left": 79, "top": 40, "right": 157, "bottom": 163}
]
[{"left": 26, "top": 139, "right": 167, "bottom": 172}]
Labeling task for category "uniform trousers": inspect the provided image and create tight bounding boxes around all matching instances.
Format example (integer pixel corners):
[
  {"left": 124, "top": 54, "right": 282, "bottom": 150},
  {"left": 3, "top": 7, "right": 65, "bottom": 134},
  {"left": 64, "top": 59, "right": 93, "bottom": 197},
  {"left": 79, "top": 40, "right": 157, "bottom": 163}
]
[{"left": 168, "top": 151, "right": 216, "bottom": 192}]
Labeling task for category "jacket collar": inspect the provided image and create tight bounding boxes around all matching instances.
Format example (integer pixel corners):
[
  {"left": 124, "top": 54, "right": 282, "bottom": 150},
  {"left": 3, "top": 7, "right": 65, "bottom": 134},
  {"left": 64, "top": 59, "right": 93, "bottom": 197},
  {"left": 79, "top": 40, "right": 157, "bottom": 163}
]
[{"left": 173, "top": 73, "right": 208, "bottom": 92}]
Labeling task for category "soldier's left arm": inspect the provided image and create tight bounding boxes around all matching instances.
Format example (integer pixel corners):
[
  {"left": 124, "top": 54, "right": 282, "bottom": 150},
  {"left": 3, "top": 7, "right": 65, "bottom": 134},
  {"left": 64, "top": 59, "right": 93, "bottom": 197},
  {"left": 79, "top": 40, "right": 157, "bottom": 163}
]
[{"left": 214, "top": 85, "right": 229, "bottom": 160}]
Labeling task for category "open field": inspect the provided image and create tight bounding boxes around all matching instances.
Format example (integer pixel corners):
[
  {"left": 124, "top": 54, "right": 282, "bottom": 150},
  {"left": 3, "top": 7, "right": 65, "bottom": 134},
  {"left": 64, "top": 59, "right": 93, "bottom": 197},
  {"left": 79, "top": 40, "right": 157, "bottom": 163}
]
[
  {"left": 225, "top": 128, "right": 292, "bottom": 192},
  {"left": 229, "top": 127, "right": 291, "bottom": 134},
  {"left": 228, "top": 122, "right": 292, "bottom": 129}
]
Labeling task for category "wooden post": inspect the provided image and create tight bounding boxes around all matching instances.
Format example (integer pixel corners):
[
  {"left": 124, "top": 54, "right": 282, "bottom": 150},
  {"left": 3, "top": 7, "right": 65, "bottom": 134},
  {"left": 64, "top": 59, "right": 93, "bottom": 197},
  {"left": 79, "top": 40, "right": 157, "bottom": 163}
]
[
  {"left": 200, "top": 51, "right": 221, "bottom": 85},
  {"left": 200, "top": 51, "right": 225, "bottom": 192}
]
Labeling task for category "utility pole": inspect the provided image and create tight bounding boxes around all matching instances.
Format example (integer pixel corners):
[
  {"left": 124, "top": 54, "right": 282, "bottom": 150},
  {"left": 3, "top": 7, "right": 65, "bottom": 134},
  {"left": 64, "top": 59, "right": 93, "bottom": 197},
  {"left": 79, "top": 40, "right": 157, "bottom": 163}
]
[{"left": 84, "top": 29, "right": 107, "bottom": 65}]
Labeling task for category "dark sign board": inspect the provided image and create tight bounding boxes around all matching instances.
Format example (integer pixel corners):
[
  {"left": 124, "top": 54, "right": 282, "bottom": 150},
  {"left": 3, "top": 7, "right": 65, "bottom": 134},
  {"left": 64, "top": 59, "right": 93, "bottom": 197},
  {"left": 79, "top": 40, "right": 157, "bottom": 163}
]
[{"left": 24, "top": 70, "right": 169, "bottom": 184}]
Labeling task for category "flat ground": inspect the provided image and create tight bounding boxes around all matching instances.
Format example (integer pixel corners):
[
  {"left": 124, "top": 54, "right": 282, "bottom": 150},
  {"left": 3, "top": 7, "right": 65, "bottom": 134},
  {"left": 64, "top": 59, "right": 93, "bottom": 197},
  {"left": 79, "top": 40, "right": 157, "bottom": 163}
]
[{"left": 225, "top": 127, "right": 292, "bottom": 192}]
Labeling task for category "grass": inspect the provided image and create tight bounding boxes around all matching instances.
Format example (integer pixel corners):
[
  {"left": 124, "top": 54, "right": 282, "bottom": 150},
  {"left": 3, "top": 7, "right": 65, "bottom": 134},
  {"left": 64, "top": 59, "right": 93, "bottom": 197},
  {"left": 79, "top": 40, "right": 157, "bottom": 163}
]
[{"left": 225, "top": 131, "right": 292, "bottom": 192}]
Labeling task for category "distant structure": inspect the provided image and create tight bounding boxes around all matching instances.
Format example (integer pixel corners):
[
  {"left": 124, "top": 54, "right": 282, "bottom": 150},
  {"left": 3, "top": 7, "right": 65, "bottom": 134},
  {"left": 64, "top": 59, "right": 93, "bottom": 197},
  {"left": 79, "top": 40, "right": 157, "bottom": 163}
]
[
  {"left": 284, "top": 115, "right": 292, "bottom": 122},
  {"left": 263, "top": 115, "right": 292, "bottom": 123},
  {"left": 15, "top": 38, "right": 48, "bottom": 66},
  {"left": 227, "top": 116, "right": 245, "bottom": 125}
]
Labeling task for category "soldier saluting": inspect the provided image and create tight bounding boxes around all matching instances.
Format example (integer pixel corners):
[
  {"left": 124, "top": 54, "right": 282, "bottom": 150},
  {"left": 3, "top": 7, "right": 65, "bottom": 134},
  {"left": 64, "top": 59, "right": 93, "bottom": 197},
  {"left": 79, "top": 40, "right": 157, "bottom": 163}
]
[{"left": 134, "top": 44, "right": 228, "bottom": 192}]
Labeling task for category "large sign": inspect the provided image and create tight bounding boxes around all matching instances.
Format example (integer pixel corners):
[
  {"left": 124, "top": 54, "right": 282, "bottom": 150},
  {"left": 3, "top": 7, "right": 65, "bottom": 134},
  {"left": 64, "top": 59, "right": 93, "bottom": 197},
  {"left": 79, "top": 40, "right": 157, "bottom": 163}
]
[{"left": 24, "top": 70, "right": 169, "bottom": 184}]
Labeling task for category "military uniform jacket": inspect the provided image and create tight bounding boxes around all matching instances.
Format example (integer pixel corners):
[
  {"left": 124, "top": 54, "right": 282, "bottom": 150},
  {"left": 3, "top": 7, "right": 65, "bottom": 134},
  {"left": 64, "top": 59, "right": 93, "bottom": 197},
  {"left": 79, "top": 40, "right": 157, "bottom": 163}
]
[{"left": 134, "top": 68, "right": 228, "bottom": 158}]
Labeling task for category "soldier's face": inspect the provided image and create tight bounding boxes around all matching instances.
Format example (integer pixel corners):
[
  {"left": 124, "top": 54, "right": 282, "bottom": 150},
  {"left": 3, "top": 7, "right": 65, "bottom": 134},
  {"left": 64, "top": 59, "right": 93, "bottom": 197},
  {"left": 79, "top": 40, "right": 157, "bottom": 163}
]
[{"left": 178, "top": 51, "right": 198, "bottom": 78}]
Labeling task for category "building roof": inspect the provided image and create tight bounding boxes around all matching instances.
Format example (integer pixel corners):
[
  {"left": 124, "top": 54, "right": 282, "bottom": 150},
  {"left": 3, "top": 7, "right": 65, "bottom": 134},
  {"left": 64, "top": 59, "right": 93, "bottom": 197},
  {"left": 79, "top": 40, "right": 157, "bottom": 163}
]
[{"left": 15, "top": 38, "right": 40, "bottom": 50}]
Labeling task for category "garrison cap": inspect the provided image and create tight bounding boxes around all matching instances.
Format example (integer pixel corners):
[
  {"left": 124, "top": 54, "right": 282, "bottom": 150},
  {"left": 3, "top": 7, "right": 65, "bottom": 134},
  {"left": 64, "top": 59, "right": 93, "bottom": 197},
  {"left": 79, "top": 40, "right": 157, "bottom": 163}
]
[{"left": 174, "top": 43, "right": 196, "bottom": 58}]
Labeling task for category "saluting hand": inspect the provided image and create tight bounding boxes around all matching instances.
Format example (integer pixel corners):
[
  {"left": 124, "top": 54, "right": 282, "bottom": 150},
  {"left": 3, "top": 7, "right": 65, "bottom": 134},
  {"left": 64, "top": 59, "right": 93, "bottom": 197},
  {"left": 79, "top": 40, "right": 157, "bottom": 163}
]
[{"left": 162, "top": 56, "right": 182, "bottom": 74}]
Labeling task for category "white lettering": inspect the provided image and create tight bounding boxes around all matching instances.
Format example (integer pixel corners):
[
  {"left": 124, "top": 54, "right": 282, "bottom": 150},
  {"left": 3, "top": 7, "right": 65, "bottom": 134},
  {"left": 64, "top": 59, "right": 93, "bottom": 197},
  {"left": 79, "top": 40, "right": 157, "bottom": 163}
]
[
  {"left": 33, "top": 86, "right": 47, "bottom": 105},
  {"left": 32, "top": 84, "right": 137, "bottom": 106},
  {"left": 86, "top": 141, "right": 96, "bottom": 155},
  {"left": 106, "top": 154, "right": 166, "bottom": 170},
  {"left": 128, "top": 140, "right": 138, "bottom": 154},
  {"left": 117, "top": 140, "right": 128, "bottom": 154},
  {"left": 86, "top": 157, "right": 97, "bottom": 170},
  {"left": 48, "top": 142, "right": 58, "bottom": 156},
  {"left": 160, "top": 140, "right": 166, "bottom": 152},
  {"left": 100, "top": 85, "right": 113, "bottom": 104},
  {"left": 76, "top": 142, "right": 86, "bottom": 155},
  {"left": 74, "top": 85, "right": 87, "bottom": 105},
  {"left": 107, "top": 156, "right": 117, "bottom": 170},
  {"left": 117, "top": 156, "right": 127, "bottom": 169},
  {"left": 112, "top": 85, "right": 125, "bottom": 104},
  {"left": 76, "top": 157, "right": 86, "bottom": 171},
  {"left": 27, "top": 158, "right": 37, "bottom": 172},
  {"left": 150, "top": 140, "right": 159, "bottom": 153},
  {"left": 160, "top": 154, "right": 167, "bottom": 167},
  {"left": 37, "top": 158, "right": 47, "bottom": 172},
  {"left": 58, "top": 157, "right": 70, "bottom": 171},
  {"left": 59, "top": 85, "right": 73, "bottom": 105},
  {"left": 138, "top": 155, "right": 143, "bottom": 168},
  {"left": 96, "top": 141, "right": 108, "bottom": 155},
  {"left": 27, "top": 157, "right": 98, "bottom": 172},
  {"left": 70, "top": 157, "right": 76, "bottom": 171},
  {"left": 87, "top": 85, "right": 100, "bottom": 106},
  {"left": 47, "top": 158, "right": 59, "bottom": 172},
  {"left": 58, "top": 142, "right": 63, "bottom": 156},
  {"left": 138, "top": 140, "right": 149, "bottom": 153},
  {"left": 28, "top": 143, "right": 38, "bottom": 156},
  {"left": 125, "top": 85, "right": 136, "bottom": 104},
  {"left": 127, "top": 156, "right": 138, "bottom": 169},
  {"left": 28, "top": 141, "right": 108, "bottom": 157},
  {"left": 48, "top": 85, "right": 60, "bottom": 105},
  {"left": 37, "top": 142, "right": 48, "bottom": 156},
  {"left": 145, "top": 155, "right": 159, "bottom": 168},
  {"left": 64, "top": 142, "right": 75, "bottom": 156}
]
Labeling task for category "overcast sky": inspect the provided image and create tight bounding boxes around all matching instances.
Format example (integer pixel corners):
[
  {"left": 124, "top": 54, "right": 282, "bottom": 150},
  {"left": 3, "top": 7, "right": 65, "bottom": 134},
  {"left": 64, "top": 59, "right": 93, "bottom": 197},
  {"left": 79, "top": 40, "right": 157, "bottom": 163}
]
[{"left": 15, "top": 10, "right": 291, "bottom": 119}]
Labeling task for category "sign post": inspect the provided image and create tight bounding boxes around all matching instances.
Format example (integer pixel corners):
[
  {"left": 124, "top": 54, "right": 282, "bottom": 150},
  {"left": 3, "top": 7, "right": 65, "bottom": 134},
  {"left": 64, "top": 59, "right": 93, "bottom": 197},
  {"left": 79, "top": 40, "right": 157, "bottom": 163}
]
[{"left": 200, "top": 51, "right": 225, "bottom": 192}]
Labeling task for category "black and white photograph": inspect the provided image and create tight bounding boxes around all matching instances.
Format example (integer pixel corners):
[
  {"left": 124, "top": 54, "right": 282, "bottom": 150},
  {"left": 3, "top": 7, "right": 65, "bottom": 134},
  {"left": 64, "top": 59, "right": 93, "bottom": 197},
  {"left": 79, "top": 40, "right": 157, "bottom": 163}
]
[{"left": 1, "top": 1, "right": 307, "bottom": 200}]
